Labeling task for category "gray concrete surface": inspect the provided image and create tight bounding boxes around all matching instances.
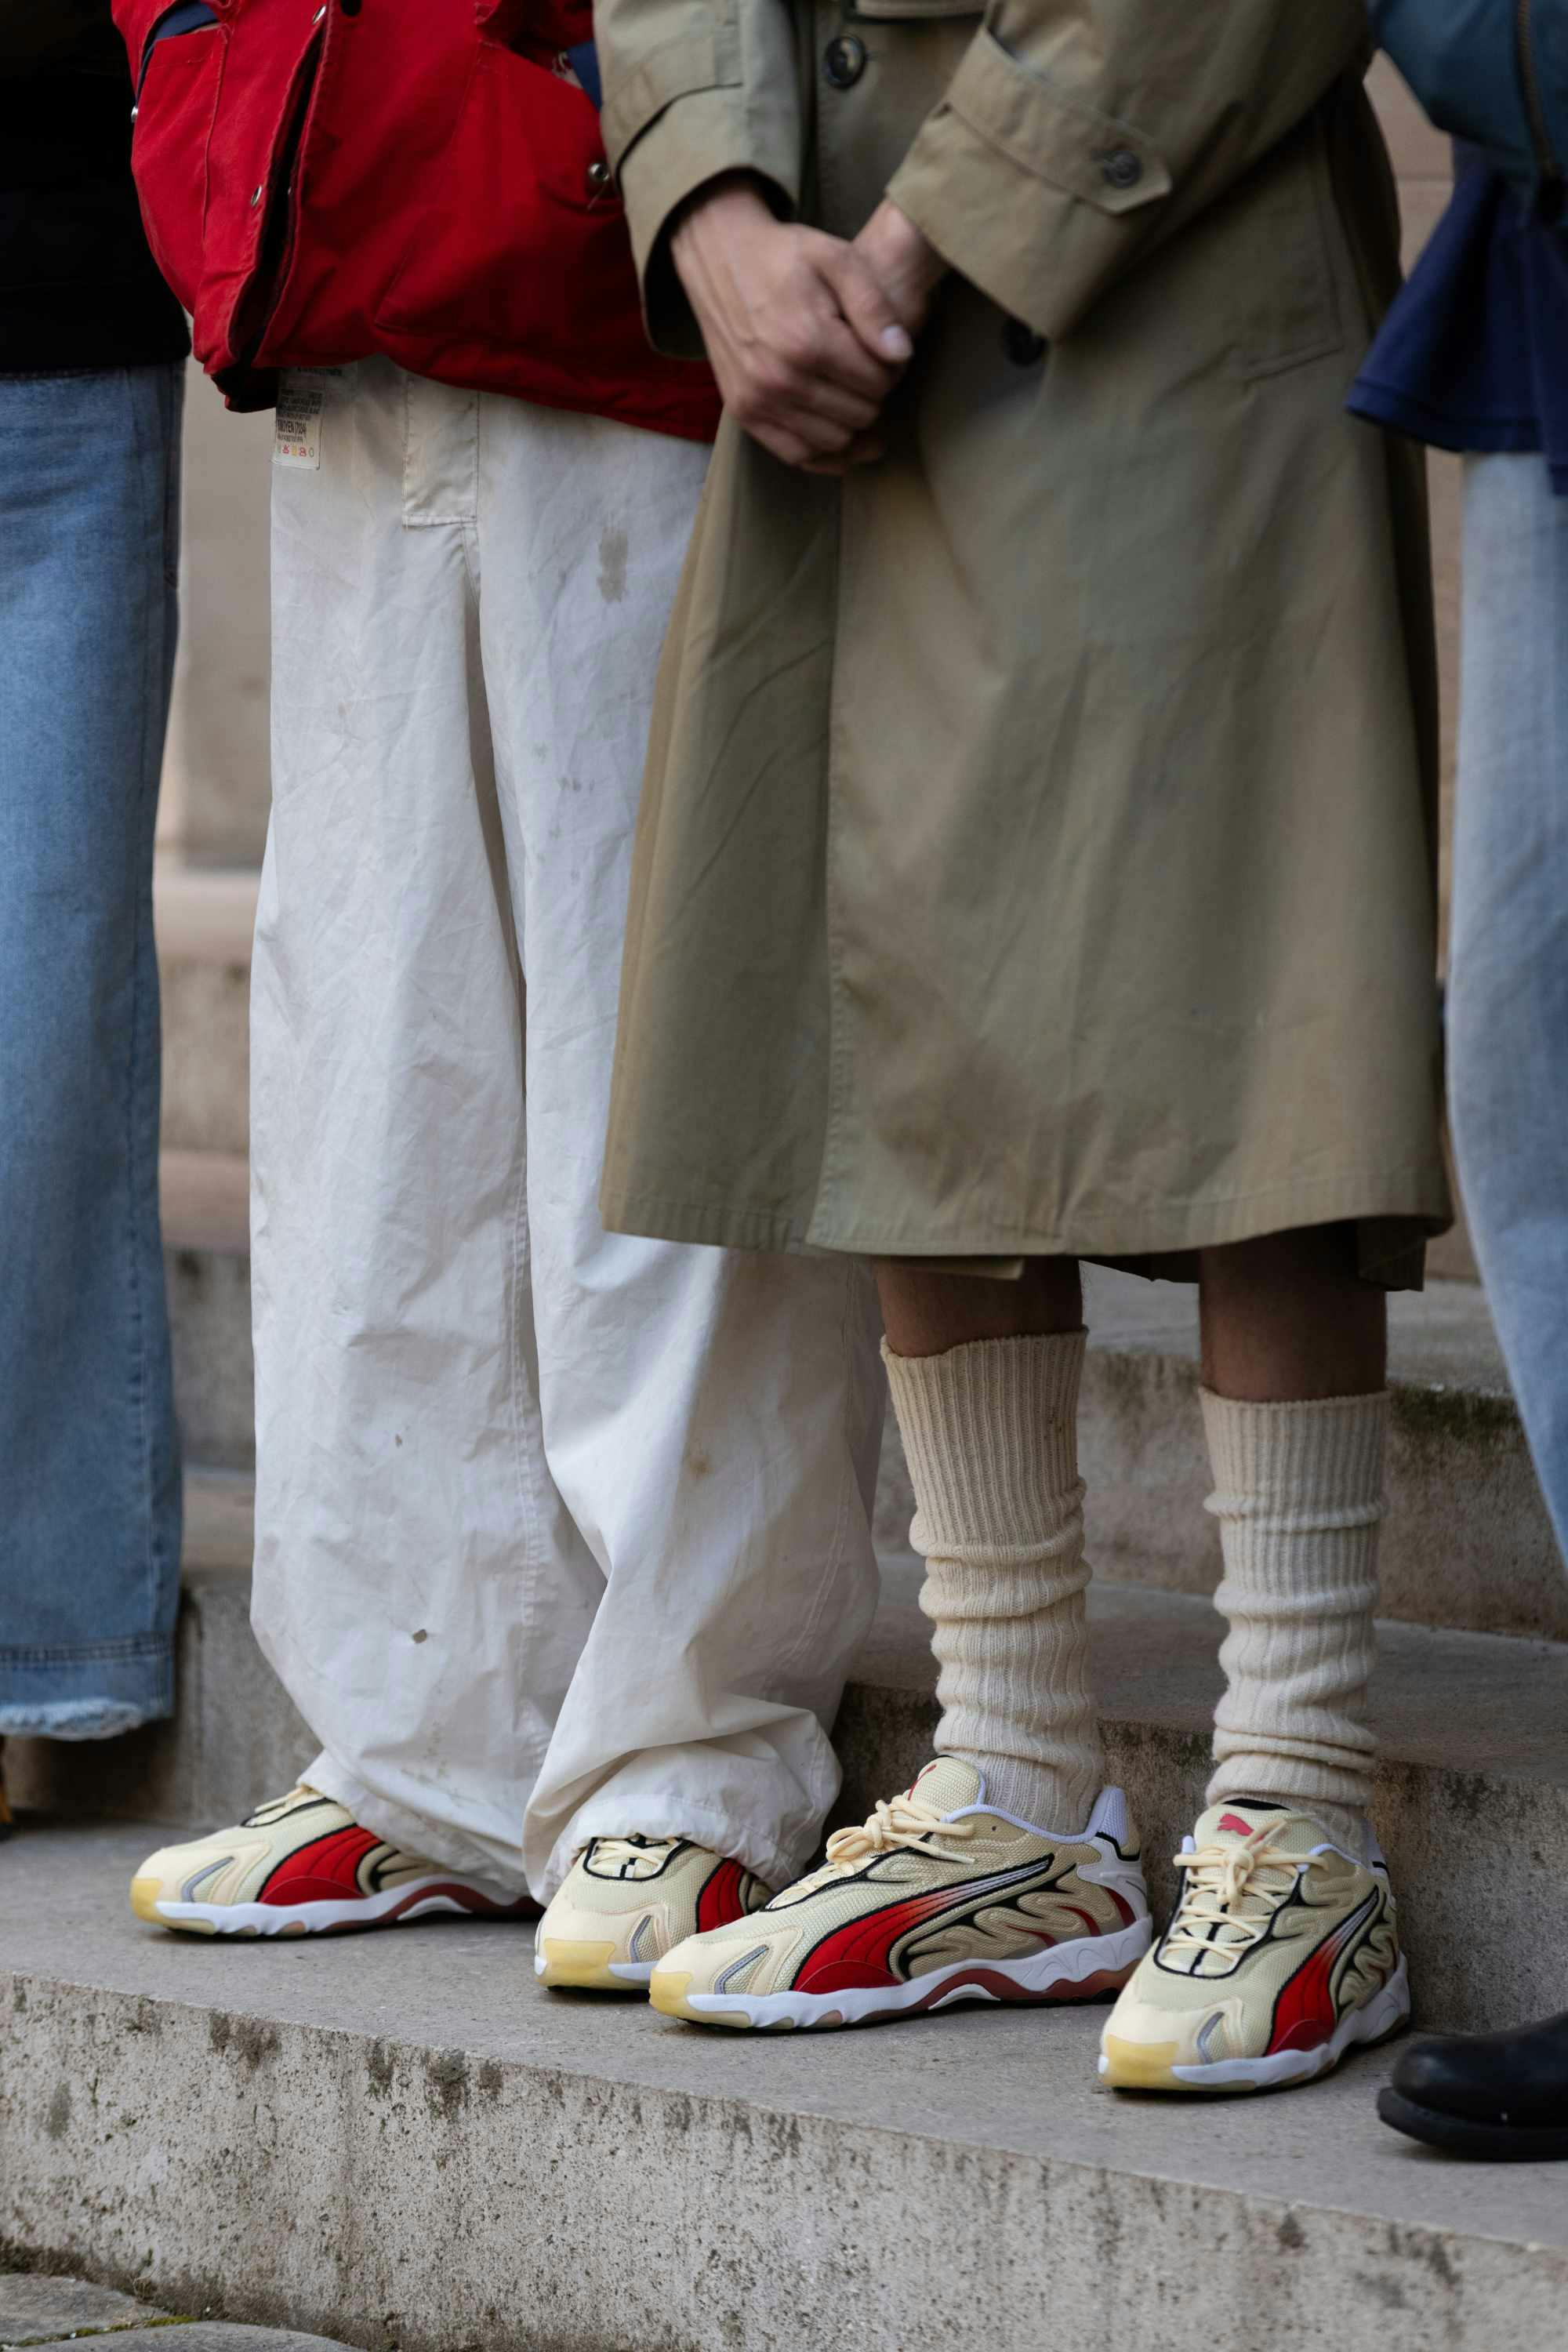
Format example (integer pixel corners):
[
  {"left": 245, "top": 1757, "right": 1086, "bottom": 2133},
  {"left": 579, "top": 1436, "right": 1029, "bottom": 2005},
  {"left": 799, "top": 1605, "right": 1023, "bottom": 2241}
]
[
  {"left": 0, "top": 2273, "right": 169, "bottom": 2344},
  {"left": 26, "top": 2332, "right": 350, "bottom": 2350},
  {"left": 159, "top": 1154, "right": 253, "bottom": 1475},
  {"left": 160, "top": 964, "right": 251, "bottom": 1161},
  {"left": 0, "top": 2272, "right": 350, "bottom": 2351},
  {"left": 155, "top": 869, "right": 257, "bottom": 1160},
  {"left": 65, "top": 2334, "right": 346, "bottom": 2350},
  {"left": 3, "top": 1821, "right": 1565, "bottom": 2352},
  {"left": 160, "top": 379, "right": 272, "bottom": 869},
  {"left": 165, "top": 1250, "right": 254, "bottom": 1476},
  {"left": 875, "top": 1267, "right": 1568, "bottom": 1642}
]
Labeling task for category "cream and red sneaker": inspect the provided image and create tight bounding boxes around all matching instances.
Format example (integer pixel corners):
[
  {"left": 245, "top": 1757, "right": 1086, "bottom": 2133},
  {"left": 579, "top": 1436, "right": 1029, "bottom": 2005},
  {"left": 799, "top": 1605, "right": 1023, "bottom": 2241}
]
[
  {"left": 129, "top": 1787, "right": 534, "bottom": 1936},
  {"left": 535, "top": 1835, "right": 771, "bottom": 1992},
  {"left": 648, "top": 1761, "right": 1150, "bottom": 2031},
  {"left": 1099, "top": 1799, "right": 1409, "bottom": 2094}
]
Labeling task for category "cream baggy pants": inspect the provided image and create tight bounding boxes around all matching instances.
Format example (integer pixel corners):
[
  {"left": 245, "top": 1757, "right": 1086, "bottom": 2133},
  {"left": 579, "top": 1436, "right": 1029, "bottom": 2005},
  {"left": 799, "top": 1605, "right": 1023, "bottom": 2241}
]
[{"left": 249, "top": 360, "right": 885, "bottom": 1900}]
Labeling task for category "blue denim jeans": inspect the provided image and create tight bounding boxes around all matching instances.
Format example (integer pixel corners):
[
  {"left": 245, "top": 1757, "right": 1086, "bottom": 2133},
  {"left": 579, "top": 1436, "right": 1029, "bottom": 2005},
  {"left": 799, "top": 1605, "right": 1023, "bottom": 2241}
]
[
  {"left": 1447, "top": 452, "right": 1568, "bottom": 1568},
  {"left": 0, "top": 362, "right": 183, "bottom": 1737}
]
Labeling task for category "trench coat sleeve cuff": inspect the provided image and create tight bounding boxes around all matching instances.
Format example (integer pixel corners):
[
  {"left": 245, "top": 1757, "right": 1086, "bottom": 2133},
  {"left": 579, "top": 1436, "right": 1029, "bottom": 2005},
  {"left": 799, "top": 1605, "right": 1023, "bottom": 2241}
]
[
  {"left": 603, "top": 45, "right": 803, "bottom": 358},
  {"left": 884, "top": 29, "right": 1173, "bottom": 343}
]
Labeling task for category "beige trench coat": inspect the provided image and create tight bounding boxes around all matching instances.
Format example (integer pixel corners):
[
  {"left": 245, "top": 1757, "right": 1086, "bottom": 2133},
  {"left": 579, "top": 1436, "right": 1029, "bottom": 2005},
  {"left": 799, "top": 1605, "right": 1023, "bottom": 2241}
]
[{"left": 593, "top": 0, "right": 1452, "bottom": 1279}]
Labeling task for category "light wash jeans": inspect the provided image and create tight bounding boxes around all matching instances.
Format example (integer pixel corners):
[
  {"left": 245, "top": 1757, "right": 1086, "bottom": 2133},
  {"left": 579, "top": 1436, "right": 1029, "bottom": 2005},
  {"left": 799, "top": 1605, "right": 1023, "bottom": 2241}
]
[
  {"left": 0, "top": 362, "right": 184, "bottom": 1737},
  {"left": 1447, "top": 452, "right": 1568, "bottom": 1566}
]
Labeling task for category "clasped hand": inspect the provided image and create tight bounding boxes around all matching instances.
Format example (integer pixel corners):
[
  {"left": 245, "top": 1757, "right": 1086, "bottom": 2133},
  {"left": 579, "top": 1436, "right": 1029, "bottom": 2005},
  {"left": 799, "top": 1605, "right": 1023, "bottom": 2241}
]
[{"left": 670, "top": 176, "right": 947, "bottom": 473}]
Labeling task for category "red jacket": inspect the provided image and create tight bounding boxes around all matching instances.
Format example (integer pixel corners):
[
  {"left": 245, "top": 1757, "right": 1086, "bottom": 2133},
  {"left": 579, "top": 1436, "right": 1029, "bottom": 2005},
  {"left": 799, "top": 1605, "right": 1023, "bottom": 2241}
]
[{"left": 115, "top": 0, "right": 719, "bottom": 440}]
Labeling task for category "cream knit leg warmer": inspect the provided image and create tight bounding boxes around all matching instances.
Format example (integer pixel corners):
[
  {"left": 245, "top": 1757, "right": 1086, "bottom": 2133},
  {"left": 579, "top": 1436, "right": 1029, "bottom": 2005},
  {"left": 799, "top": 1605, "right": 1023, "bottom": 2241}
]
[
  {"left": 1203, "top": 1388, "right": 1388, "bottom": 1853},
  {"left": 882, "top": 1330, "right": 1104, "bottom": 1831}
]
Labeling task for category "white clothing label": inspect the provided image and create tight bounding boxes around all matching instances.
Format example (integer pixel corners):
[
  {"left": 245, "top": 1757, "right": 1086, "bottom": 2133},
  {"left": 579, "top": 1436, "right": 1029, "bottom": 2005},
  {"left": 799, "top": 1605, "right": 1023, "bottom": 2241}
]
[{"left": 274, "top": 378, "right": 326, "bottom": 470}]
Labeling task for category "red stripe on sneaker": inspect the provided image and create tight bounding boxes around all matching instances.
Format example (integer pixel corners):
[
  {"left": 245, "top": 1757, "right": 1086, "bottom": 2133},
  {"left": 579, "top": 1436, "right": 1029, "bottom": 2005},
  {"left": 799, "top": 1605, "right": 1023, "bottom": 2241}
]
[
  {"left": 795, "top": 1884, "right": 994, "bottom": 1994},
  {"left": 1265, "top": 1900, "right": 1374, "bottom": 2056},
  {"left": 260, "top": 1824, "right": 380, "bottom": 1904},
  {"left": 696, "top": 1857, "right": 748, "bottom": 1933},
  {"left": 789, "top": 1858, "right": 1067, "bottom": 1995}
]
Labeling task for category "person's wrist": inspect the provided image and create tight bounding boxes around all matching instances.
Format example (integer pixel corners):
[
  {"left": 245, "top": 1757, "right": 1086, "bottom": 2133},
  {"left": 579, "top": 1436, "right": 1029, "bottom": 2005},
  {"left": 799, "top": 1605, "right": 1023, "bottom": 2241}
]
[
  {"left": 671, "top": 172, "right": 778, "bottom": 265},
  {"left": 858, "top": 199, "right": 946, "bottom": 307}
]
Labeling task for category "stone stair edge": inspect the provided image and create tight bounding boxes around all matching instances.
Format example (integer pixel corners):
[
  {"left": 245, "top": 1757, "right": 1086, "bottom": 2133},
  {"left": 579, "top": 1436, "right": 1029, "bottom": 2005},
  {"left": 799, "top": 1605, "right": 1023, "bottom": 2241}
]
[{"left": 5, "top": 1820, "right": 1567, "bottom": 2352}]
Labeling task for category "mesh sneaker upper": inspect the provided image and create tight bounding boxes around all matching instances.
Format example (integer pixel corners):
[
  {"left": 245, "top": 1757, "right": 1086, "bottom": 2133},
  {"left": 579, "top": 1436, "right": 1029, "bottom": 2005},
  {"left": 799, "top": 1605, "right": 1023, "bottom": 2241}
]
[
  {"left": 652, "top": 1763, "right": 1145, "bottom": 2002},
  {"left": 134, "top": 1787, "right": 446, "bottom": 1910},
  {"left": 538, "top": 1838, "right": 771, "bottom": 1967},
  {"left": 1104, "top": 1802, "right": 1401, "bottom": 2064}
]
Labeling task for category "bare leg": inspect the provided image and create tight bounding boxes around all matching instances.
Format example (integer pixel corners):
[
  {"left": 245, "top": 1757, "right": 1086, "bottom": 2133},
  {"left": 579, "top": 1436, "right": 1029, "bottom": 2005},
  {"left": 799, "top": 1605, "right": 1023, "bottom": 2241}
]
[
  {"left": 1199, "top": 1225, "right": 1385, "bottom": 1400},
  {"left": 876, "top": 1257, "right": 1083, "bottom": 1357}
]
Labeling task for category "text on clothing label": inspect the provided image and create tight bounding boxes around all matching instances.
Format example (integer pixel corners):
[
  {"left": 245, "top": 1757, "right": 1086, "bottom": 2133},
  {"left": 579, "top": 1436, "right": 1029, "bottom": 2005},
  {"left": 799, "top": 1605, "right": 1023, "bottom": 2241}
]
[{"left": 274, "top": 376, "right": 327, "bottom": 470}]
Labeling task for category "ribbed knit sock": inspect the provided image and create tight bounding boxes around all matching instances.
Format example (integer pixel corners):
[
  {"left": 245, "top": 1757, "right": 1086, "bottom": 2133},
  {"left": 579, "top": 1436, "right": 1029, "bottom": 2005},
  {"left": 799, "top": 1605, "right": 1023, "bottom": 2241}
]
[
  {"left": 882, "top": 1330, "right": 1104, "bottom": 1832},
  {"left": 1202, "top": 1388, "right": 1388, "bottom": 1857}
]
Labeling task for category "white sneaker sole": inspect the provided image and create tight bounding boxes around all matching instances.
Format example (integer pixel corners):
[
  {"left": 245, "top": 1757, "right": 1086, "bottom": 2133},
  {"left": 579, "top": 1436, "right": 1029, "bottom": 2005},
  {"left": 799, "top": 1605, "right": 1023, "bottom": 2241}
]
[
  {"left": 652, "top": 1915, "right": 1152, "bottom": 2031},
  {"left": 132, "top": 1875, "right": 532, "bottom": 1937},
  {"left": 1099, "top": 1955, "right": 1411, "bottom": 2093}
]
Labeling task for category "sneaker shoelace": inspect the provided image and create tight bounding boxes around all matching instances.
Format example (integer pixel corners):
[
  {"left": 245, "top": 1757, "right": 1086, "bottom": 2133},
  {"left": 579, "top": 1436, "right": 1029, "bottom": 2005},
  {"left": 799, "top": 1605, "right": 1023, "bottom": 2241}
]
[
  {"left": 821, "top": 1791, "right": 977, "bottom": 1878},
  {"left": 586, "top": 1835, "right": 681, "bottom": 1876},
  {"left": 1164, "top": 1826, "right": 1323, "bottom": 1962}
]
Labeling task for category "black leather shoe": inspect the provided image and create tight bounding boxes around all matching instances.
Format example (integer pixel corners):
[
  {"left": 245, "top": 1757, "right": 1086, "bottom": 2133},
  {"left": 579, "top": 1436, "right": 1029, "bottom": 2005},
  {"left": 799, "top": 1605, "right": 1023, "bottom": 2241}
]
[{"left": 1378, "top": 2011, "right": 1568, "bottom": 2160}]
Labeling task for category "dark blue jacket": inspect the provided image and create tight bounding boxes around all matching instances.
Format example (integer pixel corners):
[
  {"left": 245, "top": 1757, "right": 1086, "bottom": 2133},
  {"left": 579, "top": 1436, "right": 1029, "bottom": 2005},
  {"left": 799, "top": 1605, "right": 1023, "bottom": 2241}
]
[
  {"left": 1370, "top": 0, "right": 1566, "bottom": 205},
  {"left": 1349, "top": 2, "right": 1568, "bottom": 487}
]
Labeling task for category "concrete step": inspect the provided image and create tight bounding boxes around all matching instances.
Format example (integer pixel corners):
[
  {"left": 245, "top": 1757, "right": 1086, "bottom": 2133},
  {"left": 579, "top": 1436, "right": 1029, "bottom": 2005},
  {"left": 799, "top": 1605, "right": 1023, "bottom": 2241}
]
[
  {"left": 158, "top": 1149, "right": 1556, "bottom": 1644},
  {"left": 12, "top": 1497, "right": 1567, "bottom": 2034},
  {"left": 876, "top": 1266, "right": 1566, "bottom": 1643},
  {"left": 0, "top": 2272, "right": 350, "bottom": 2352},
  {"left": 162, "top": 1151, "right": 253, "bottom": 1474},
  {"left": 155, "top": 864, "right": 257, "bottom": 1160},
  {"left": 3, "top": 1820, "right": 1566, "bottom": 2352}
]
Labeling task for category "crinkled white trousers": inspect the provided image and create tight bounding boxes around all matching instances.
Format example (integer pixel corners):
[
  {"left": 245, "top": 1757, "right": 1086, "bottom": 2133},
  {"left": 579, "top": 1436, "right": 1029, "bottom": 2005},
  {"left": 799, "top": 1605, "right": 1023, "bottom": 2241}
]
[{"left": 250, "top": 359, "right": 885, "bottom": 1900}]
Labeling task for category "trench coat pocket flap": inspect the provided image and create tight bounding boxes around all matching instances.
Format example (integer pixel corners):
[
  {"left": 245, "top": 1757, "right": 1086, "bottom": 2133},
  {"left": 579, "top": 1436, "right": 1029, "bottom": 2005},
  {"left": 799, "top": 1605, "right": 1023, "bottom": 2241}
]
[
  {"left": 601, "top": 27, "right": 739, "bottom": 164},
  {"left": 944, "top": 29, "right": 1171, "bottom": 215}
]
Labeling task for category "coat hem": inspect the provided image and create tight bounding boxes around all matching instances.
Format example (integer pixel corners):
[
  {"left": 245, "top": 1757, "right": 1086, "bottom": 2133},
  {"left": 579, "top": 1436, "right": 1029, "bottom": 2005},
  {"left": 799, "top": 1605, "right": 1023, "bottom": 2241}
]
[{"left": 601, "top": 1161, "right": 1453, "bottom": 1272}]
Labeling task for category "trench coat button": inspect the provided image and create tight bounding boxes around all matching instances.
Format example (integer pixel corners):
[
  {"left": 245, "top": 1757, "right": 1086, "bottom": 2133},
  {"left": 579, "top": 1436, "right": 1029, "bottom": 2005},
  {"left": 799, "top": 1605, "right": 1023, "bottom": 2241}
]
[
  {"left": 822, "top": 34, "right": 866, "bottom": 88},
  {"left": 1098, "top": 146, "right": 1142, "bottom": 191},
  {"left": 586, "top": 158, "right": 614, "bottom": 196},
  {"left": 1003, "top": 318, "right": 1047, "bottom": 368}
]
